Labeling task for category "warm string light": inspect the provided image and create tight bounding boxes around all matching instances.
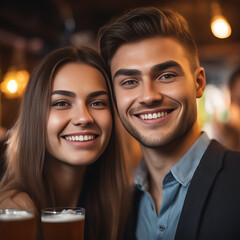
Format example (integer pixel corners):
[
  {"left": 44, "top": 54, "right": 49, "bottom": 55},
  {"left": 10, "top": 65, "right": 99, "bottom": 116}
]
[
  {"left": 7, "top": 80, "right": 18, "bottom": 93},
  {"left": 210, "top": 2, "right": 232, "bottom": 39},
  {"left": 1, "top": 68, "right": 29, "bottom": 98},
  {"left": 211, "top": 15, "right": 232, "bottom": 39}
]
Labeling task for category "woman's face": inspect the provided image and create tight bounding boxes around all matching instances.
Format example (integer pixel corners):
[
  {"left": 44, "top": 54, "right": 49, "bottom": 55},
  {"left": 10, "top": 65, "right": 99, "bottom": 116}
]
[{"left": 46, "top": 62, "right": 112, "bottom": 166}]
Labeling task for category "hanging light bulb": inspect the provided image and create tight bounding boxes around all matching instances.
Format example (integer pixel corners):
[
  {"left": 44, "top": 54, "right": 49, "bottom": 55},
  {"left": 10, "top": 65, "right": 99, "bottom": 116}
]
[
  {"left": 210, "top": 2, "right": 232, "bottom": 39},
  {"left": 211, "top": 15, "right": 232, "bottom": 39},
  {"left": 7, "top": 80, "right": 18, "bottom": 93},
  {"left": 1, "top": 68, "right": 29, "bottom": 98}
]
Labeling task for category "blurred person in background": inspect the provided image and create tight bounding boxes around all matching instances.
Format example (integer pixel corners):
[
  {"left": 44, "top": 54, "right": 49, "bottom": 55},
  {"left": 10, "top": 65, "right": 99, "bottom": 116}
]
[
  {"left": 215, "top": 66, "right": 240, "bottom": 151},
  {"left": 99, "top": 6, "right": 240, "bottom": 240},
  {"left": 0, "top": 46, "right": 130, "bottom": 240}
]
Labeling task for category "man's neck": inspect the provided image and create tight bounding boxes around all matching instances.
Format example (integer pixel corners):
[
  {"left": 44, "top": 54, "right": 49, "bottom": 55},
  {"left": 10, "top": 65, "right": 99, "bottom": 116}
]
[{"left": 140, "top": 124, "right": 202, "bottom": 214}]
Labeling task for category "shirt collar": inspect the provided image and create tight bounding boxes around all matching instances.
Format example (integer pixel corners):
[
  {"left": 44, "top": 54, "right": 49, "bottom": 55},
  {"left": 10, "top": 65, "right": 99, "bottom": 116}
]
[
  {"left": 135, "top": 158, "right": 149, "bottom": 190},
  {"left": 170, "top": 132, "right": 210, "bottom": 186},
  {"left": 135, "top": 132, "right": 211, "bottom": 190}
]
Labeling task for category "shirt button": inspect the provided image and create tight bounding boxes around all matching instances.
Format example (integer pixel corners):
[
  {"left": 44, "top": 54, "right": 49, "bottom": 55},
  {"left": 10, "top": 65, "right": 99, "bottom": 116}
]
[{"left": 159, "top": 225, "right": 165, "bottom": 231}]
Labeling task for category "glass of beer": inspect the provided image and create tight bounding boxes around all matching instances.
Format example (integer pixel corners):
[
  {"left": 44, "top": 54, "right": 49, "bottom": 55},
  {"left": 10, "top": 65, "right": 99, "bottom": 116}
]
[
  {"left": 0, "top": 209, "right": 36, "bottom": 240},
  {"left": 41, "top": 207, "right": 85, "bottom": 240}
]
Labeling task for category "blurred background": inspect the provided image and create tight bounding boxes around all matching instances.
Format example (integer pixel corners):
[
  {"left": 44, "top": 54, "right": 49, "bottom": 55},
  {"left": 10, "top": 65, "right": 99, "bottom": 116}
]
[{"left": 0, "top": 0, "right": 240, "bottom": 150}]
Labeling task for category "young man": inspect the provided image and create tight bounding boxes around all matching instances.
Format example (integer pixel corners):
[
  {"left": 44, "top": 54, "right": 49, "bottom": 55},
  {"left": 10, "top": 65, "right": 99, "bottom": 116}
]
[{"left": 98, "top": 7, "right": 240, "bottom": 240}]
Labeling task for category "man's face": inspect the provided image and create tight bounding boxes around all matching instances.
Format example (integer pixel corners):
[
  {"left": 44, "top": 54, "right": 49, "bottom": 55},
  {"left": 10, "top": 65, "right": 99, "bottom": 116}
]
[{"left": 110, "top": 37, "right": 205, "bottom": 148}]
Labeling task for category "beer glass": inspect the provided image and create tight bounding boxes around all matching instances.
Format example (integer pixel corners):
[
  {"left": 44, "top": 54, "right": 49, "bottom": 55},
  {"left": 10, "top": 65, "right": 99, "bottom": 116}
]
[
  {"left": 0, "top": 209, "right": 36, "bottom": 240},
  {"left": 41, "top": 207, "right": 85, "bottom": 240}
]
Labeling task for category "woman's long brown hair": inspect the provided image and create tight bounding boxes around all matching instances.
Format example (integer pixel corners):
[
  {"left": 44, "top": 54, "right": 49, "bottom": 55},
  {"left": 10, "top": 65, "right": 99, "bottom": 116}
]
[{"left": 0, "top": 46, "right": 130, "bottom": 240}]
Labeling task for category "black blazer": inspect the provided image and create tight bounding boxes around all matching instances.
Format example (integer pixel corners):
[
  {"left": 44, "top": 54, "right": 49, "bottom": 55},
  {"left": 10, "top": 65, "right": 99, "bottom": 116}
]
[
  {"left": 175, "top": 140, "right": 240, "bottom": 240},
  {"left": 127, "top": 140, "right": 240, "bottom": 240}
]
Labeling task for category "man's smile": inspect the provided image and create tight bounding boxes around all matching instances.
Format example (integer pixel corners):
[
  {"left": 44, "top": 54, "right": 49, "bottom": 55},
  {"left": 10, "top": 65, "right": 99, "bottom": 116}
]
[{"left": 138, "top": 111, "right": 169, "bottom": 120}]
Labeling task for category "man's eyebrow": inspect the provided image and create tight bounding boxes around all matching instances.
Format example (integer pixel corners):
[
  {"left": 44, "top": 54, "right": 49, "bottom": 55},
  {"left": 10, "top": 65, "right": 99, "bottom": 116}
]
[
  {"left": 112, "top": 61, "right": 184, "bottom": 80},
  {"left": 151, "top": 61, "right": 184, "bottom": 73},
  {"left": 113, "top": 69, "right": 142, "bottom": 80},
  {"left": 51, "top": 90, "right": 76, "bottom": 97}
]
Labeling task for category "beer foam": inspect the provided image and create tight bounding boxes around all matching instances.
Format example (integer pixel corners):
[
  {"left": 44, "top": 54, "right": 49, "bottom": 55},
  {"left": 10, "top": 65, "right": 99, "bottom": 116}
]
[
  {"left": 41, "top": 210, "right": 85, "bottom": 223},
  {"left": 0, "top": 210, "right": 34, "bottom": 221}
]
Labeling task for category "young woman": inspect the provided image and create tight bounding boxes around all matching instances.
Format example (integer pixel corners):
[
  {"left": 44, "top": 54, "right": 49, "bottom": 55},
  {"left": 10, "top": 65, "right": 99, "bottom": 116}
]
[{"left": 0, "top": 46, "right": 130, "bottom": 240}]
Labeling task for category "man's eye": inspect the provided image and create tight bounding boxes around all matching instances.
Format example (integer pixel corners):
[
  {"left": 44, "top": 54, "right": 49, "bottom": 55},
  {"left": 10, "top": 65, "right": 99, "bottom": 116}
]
[
  {"left": 121, "top": 79, "right": 138, "bottom": 86},
  {"left": 157, "top": 73, "right": 176, "bottom": 80}
]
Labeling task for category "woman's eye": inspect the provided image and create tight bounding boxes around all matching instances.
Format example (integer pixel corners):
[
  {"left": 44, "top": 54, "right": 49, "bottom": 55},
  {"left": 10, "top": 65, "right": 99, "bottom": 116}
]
[
  {"left": 52, "top": 101, "right": 70, "bottom": 107},
  {"left": 90, "top": 101, "right": 106, "bottom": 107}
]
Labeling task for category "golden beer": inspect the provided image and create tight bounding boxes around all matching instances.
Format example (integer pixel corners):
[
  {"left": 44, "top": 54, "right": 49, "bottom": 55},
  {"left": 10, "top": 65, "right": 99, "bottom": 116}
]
[
  {"left": 0, "top": 209, "right": 36, "bottom": 240},
  {"left": 41, "top": 207, "right": 85, "bottom": 240}
]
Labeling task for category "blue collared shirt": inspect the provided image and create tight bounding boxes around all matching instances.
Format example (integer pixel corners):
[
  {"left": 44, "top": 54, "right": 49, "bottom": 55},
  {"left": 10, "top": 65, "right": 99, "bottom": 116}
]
[{"left": 135, "top": 133, "right": 211, "bottom": 240}]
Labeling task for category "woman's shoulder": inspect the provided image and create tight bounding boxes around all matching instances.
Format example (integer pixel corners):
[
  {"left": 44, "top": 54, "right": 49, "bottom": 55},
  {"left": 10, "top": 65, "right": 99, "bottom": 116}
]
[{"left": 0, "top": 190, "right": 36, "bottom": 211}]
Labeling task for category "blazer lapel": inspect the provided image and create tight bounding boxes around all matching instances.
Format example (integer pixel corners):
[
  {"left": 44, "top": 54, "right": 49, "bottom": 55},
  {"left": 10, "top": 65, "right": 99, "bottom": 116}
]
[{"left": 175, "top": 140, "right": 226, "bottom": 240}]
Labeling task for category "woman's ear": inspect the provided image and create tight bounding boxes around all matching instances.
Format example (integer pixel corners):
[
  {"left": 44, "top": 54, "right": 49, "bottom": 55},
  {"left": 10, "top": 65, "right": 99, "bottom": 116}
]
[{"left": 195, "top": 67, "right": 206, "bottom": 98}]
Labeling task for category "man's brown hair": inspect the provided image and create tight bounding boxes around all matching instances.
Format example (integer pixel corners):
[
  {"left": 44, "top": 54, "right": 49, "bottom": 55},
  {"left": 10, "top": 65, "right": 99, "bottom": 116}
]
[{"left": 98, "top": 7, "right": 199, "bottom": 73}]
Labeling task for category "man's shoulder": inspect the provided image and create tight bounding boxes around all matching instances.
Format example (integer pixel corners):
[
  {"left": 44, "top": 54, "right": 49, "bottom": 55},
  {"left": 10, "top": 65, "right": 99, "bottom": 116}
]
[
  {"left": 207, "top": 139, "right": 240, "bottom": 161},
  {"left": 197, "top": 139, "right": 240, "bottom": 179}
]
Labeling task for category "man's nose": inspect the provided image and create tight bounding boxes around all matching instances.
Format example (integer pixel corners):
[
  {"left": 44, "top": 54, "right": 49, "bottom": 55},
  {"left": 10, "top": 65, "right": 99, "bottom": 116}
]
[{"left": 138, "top": 80, "right": 163, "bottom": 105}]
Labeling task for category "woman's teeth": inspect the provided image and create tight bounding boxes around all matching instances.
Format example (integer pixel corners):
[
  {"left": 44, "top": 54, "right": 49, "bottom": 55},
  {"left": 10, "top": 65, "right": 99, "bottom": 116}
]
[{"left": 65, "top": 135, "right": 96, "bottom": 142}]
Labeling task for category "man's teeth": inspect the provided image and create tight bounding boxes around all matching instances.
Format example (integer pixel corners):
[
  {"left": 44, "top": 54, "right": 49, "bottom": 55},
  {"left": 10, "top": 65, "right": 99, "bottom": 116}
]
[
  {"left": 139, "top": 112, "right": 168, "bottom": 120},
  {"left": 65, "top": 135, "right": 96, "bottom": 142}
]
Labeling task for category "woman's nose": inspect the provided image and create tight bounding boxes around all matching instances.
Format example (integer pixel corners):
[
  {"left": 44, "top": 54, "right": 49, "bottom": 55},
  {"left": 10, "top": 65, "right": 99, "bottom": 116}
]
[{"left": 71, "top": 104, "right": 94, "bottom": 126}]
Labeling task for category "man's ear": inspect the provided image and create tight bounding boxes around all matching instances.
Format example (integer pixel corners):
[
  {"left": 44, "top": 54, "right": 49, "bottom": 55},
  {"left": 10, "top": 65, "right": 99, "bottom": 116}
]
[{"left": 194, "top": 67, "right": 206, "bottom": 98}]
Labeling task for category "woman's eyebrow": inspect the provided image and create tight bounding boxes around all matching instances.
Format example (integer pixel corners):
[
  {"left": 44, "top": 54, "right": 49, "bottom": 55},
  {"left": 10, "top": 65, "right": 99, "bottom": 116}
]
[
  {"left": 51, "top": 90, "right": 76, "bottom": 97},
  {"left": 88, "top": 90, "right": 109, "bottom": 98},
  {"left": 51, "top": 90, "right": 109, "bottom": 98}
]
